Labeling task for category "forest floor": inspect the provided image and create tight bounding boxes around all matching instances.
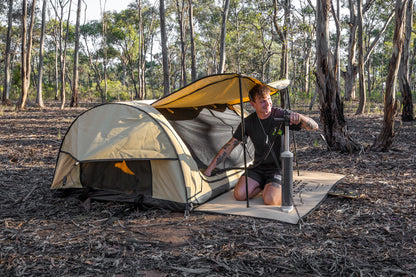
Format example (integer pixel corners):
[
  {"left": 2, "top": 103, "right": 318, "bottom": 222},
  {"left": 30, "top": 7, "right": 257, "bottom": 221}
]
[{"left": 0, "top": 100, "right": 415, "bottom": 276}]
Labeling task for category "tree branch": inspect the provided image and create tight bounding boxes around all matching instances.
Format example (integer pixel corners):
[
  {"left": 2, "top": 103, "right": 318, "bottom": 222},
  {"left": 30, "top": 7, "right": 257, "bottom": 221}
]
[{"left": 364, "top": 9, "right": 395, "bottom": 65}]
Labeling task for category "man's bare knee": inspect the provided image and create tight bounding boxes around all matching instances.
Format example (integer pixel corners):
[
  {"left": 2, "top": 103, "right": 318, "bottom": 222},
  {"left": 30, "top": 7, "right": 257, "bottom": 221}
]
[
  {"left": 263, "top": 195, "right": 281, "bottom": 205},
  {"left": 263, "top": 183, "right": 281, "bottom": 205},
  {"left": 234, "top": 189, "right": 246, "bottom": 201}
]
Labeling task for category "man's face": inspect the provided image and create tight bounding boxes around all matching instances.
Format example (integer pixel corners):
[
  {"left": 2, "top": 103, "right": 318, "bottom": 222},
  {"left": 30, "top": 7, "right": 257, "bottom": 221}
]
[{"left": 251, "top": 92, "right": 272, "bottom": 119}]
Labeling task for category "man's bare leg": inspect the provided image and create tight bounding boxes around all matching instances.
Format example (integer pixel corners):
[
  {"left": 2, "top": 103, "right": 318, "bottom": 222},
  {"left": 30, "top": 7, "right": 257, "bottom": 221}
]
[
  {"left": 262, "top": 182, "right": 282, "bottom": 205},
  {"left": 233, "top": 175, "right": 261, "bottom": 201}
]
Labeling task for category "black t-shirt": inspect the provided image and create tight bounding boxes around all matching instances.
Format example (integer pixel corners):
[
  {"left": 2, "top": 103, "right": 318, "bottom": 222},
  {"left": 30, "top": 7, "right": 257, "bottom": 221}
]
[{"left": 233, "top": 108, "right": 301, "bottom": 169}]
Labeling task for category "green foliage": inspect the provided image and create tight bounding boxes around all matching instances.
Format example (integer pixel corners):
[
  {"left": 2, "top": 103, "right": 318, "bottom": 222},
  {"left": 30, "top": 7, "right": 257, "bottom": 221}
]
[
  {"left": 105, "top": 80, "right": 131, "bottom": 101},
  {"left": 0, "top": 0, "right": 413, "bottom": 108},
  {"left": 368, "top": 91, "right": 384, "bottom": 103}
]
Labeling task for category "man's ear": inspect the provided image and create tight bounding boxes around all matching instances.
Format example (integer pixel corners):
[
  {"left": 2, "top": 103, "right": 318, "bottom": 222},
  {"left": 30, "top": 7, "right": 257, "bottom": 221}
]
[{"left": 250, "top": 101, "right": 255, "bottom": 107}]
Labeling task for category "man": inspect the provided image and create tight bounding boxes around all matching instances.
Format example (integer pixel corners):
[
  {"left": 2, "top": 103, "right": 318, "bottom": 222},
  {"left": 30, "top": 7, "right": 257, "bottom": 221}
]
[{"left": 203, "top": 84, "right": 318, "bottom": 205}]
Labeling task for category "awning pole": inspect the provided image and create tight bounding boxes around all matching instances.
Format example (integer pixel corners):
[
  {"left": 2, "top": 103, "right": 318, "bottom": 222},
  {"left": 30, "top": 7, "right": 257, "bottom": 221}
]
[{"left": 238, "top": 75, "right": 249, "bottom": 208}]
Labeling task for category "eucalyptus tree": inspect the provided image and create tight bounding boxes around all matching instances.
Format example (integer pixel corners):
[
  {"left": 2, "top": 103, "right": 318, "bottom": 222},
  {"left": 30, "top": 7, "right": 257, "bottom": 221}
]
[
  {"left": 175, "top": 0, "right": 188, "bottom": 85},
  {"left": 36, "top": 0, "right": 47, "bottom": 108},
  {"left": 136, "top": 0, "right": 146, "bottom": 99},
  {"left": 47, "top": 18, "right": 60, "bottom": 100},
  {"left": 2, "top": 0, "right": 13, "bottom": 106},
  {"left": 193, "top": 0, "right": 222, "bottom": 75},
  {"left": 273, "top": 0, "right": 291, "bottom": 108},
  {"left": 225, "top": 0, "right": 278, "bottom": 80},
  {"left": 100, "top": 0, "right": 108, "bottom": 102},
  {"left": 188, "top": 0, "right": 196, "bottom": 82},
  {"left": 70, "top": 0, "right": 81, "bottom": 107},
  {"left": 372, "top": 0, "right": 409, "bottom": 151},
  {"left": 106, "top": 2, "right": 157, "bottom": 100},
  {"left": 344, "top": 0, "right": 395, "bottom": 102},
  {"left": 356, "top": 0, "right": 366, "bottom": 114},
  {"left": 296, "top": 2, "right": 316, "bottom": 97},
  {"left": 17, "top": 0, "right": 37, "bottom": 110},
  {"left": 316, "top": 0, "right": 360, "bottom": 153},
  {"left": 286, "top": 0, "right": 316, "bottom": 101},
  {"left": 399, "top": 0, "right": 414, "bottom": 121},
  {"left": 362, "top": 1, "right": 394, "bottom": 101},
  {"left": 80, "top": 20, "right": 106, "bottom": 101},
  {"left": 160, "top": 0, "right": 169, "bottom": 95},
  {"left": 50, "top": 0, "right": 73, "bottom": 109},
  {"left": 218, "top": 0, "right": 230, "bottom": 74}
]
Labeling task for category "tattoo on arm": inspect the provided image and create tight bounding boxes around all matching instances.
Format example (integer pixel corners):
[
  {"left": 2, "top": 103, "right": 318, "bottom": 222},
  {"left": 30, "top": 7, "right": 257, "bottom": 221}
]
[
  {"left": 306, "top": 118, "right": 318, "bottom": 130},
  {"left": 232, "top": 139, "right": 240, "bottom": 147},
  {"left": 215, "top": 152, "right": 228, "bottom": 166},
  {"left": 215, "top": 139, "right": 239, "bottom": 166}
]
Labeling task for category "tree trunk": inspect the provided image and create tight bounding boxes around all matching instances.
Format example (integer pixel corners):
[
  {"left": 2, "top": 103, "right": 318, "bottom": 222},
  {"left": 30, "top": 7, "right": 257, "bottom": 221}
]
[
  {"left": 273, "top": 0, "right": 290, "bottom": 108},
  {"left": 100, "top": 0, "right": 108, "bottom": 102},
  {"left": 137, "top": 0, "right": 146, "bottom": 100},
  {"left": 366, "top": 54, "right": 372, "bottom": 98},
  {"left": 176, "top": 0, "right": 187, "bottom": 86},
  {"left": 304, "top": 45, "right": 312, "bottom": 95},
  {"left": 160, "top": 0, "right": 170, "bottom": 95},
  {"left": 316, "top": 0, "right": 360, "bottom": 153},
  {"left": 2, "top": 0, "right": 13, "bottom": 106},
  {"left": 188, "top": 0, "right": 196, "bottom": 82},
  {"left": 218, "top": 0, "right": 230, "bottom": 74},
  {"left": 121, "top": 43, "right": 139, "bottom": 99},
  {"left": 356, "top": 0, "right": 366, "bottom": 115},
  {"left": 61, "top": 0, "right": 72, "bottom": 109},
  {"left": 400, "top": 0, "right": 414, "bottom": 121},
  {"left": 371, "top": 0, "right": 408, "bottom": 151},
  {"left": 59, "top": 7, "right": 65, "bottom": 108},
  {"left": 18, "top": 0, "right": 36, "bottom": 110},
  {"left": 344, "top": 0, "right": 358, "bottom": 101},
  {"left": 335, "top": 0, "right": 341, "bottom": 95},
  {"left": 36, "top": 0, "right": 47, "bottom": 108},
  {"left": 18, "top": 0, "right": 28, "bottom": 110},
  {"left": 50, "top": 0, "right": 71, "bottom": 109},
  {"left": 54, "top": 34, "right": 59, "bottom": 100},
  {"left": 70, "top": 0, "right": 82, "bottom": 107}
]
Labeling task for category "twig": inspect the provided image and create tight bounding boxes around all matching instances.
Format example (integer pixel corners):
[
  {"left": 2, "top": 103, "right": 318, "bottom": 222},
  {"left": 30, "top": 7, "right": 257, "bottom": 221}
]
[{"left": 15, "top": 184, "right": 38, "bottom": 204}]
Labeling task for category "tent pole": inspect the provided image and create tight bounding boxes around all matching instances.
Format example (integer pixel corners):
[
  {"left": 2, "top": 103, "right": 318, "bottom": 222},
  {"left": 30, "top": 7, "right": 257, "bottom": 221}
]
[{"left": 238, "top": 75, "right": 249, "bottom": 208}]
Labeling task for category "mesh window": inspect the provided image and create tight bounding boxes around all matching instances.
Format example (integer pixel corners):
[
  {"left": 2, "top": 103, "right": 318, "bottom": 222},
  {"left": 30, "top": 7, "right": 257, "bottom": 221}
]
[{"left": 80, "top": 160, "right": 152, "bottom": 196}]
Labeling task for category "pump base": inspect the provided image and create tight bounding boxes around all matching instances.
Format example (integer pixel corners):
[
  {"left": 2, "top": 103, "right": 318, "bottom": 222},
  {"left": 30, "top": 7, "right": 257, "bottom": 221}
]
[{"left": 281, "top": 205, "right": 293, "bottom": 213}]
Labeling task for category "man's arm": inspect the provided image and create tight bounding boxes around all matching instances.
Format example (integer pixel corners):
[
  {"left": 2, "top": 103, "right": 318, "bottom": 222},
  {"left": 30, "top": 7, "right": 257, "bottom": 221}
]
[
  {"left": 289, "top": 112, "right": 319, "bottom": 131},
  {"left": 203, "top": 137, "right": 240, "bottom": 176}
]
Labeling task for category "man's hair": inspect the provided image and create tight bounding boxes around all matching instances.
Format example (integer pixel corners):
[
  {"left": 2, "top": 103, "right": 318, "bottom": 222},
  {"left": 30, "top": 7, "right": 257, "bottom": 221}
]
[{"left": 248, "top": 84, "right": 271, "bottom": 102}]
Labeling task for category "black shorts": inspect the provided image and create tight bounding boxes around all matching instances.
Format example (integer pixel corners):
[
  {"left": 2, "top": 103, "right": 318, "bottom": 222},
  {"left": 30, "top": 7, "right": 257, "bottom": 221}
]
[{"left": 246, "top": 164, "right": 282, "bottom": 190}]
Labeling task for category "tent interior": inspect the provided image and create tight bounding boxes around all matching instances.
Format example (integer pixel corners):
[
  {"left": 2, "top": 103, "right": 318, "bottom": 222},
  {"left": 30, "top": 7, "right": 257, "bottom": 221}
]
[{"left": 158, "top": 105, "right": 254, "bottom": 172}]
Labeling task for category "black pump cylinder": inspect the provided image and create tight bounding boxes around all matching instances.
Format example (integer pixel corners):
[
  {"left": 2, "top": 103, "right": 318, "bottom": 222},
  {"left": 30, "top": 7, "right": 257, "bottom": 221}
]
[
  {"left": 274, "top": 115, "right": 293, "bottom": 213},
  {"left": 281, "top": 125, "right": 293, "bottom": 212},
  {"left": 281, "top": 148, "right": 293, "bottom": 212}
]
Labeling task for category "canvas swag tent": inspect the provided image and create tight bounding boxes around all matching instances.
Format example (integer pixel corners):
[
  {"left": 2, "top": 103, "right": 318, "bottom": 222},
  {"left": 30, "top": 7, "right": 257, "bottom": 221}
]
[{"left": 51, "top": 74, "right": 289, "bottom": 212}]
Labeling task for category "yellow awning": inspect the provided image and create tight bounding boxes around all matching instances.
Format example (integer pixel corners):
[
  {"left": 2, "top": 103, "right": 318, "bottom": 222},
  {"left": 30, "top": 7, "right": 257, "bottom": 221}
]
[{"left": 152, "top": 73, "right": 290, "bottom": 109}]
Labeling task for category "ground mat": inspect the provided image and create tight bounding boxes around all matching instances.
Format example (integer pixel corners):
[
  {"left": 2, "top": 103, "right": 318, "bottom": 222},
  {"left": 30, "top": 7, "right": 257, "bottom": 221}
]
[{"left": 195, "top": 171, "right": 345, "bottom": 224}]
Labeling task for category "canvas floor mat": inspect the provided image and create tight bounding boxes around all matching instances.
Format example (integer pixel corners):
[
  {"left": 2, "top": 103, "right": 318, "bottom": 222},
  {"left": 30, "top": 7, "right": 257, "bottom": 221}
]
[{"left": 195, "top": 171, "right": 345, "bottom": 224}]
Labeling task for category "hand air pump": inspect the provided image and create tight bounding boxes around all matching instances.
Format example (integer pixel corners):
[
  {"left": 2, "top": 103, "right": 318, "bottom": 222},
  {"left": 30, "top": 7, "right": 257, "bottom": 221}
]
[{"left": 274, "top": 113, "right": 293, "bottom": 213}]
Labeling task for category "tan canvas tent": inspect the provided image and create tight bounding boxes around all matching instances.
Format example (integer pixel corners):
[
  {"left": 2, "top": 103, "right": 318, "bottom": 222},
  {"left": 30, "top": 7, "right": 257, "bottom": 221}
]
[{"left": 51, "top": 74, "right": 285, "bottom": 212}]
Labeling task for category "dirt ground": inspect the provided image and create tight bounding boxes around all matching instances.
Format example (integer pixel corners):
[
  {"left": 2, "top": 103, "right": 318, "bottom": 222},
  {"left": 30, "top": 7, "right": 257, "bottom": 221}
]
[{"left": 0, "top": 101, "right": 415, "bottom": 276}]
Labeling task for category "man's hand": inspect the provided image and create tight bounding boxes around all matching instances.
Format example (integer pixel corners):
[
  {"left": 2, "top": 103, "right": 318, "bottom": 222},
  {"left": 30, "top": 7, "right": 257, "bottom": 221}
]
[{"left": 289, "top": 112, "right": 301, "bottom": 125}]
